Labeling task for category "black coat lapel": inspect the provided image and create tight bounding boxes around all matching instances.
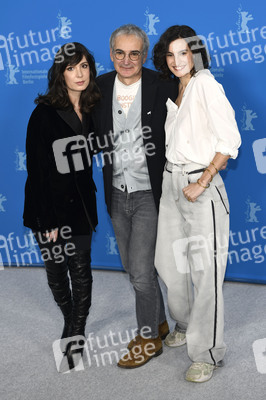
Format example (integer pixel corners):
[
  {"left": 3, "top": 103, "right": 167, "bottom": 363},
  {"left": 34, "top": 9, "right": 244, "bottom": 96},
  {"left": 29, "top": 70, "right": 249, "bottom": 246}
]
[
  {"left": 56, "top": 109, "right": 82, "bottom": 136},
  {"left": 141, "top": 67, "right": 158, "bottom": 130},
  {"left": 82, "top": 112, "right": 92, "bottom": 135},
  {"left": 102, "top": 72, "right": 116, "bottom": 135}
]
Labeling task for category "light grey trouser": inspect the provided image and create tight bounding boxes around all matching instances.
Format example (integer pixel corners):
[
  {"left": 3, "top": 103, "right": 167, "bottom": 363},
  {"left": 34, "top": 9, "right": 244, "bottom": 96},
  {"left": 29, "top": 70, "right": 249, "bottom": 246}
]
[{"left": 155, "top": 162, "right": 229, "bottom": 364}]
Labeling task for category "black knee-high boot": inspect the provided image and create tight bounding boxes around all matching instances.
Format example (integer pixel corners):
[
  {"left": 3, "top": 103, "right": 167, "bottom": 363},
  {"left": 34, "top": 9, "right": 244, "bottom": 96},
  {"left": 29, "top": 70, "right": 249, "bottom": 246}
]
[
  {"left": 35, "top": 232, "right": 74, "bottom": 339},
  {"left": 45, "top": 261, "right": 73, "bottom": 339},
  {"left": 68, "top": 250, "right": 92, "bottom": 337}
]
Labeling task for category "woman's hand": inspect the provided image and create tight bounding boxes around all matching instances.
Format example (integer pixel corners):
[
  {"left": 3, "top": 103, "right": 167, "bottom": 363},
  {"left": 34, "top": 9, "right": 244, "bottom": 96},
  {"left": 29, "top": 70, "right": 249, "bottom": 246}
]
[
  {"left": 220, "top": 160, "right": 228, "bottom": 170},
  {"left": 182, "top": 182, "right": 206, "bottom": 202},
  {"left": 182, "top": 153, "right": 230, "bottom": 203},
  {"left": 43, "top": 228, "right": 59, "bottom": 243}
]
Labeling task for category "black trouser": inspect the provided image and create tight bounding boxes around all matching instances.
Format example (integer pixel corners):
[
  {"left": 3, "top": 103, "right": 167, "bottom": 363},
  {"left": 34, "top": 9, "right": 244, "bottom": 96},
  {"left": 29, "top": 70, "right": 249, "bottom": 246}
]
[{"left": 34, "top": 230, "right": 93, "bottom": 338}]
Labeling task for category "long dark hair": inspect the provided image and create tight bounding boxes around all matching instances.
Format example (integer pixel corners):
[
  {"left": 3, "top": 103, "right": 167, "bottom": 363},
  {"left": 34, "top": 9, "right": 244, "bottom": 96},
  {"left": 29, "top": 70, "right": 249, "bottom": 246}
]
[
  {"left": 153, "top": 25, "right": 210, "bottom": 80},
  {"left": 35, "top": 42, "right": 100, "bottom": 113}
]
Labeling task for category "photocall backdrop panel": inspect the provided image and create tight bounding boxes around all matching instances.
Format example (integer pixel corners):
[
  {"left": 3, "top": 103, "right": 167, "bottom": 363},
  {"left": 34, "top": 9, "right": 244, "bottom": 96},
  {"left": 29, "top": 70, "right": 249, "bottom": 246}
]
[{"left": 0, "top": 0, "right": 265, "bottom": 283}]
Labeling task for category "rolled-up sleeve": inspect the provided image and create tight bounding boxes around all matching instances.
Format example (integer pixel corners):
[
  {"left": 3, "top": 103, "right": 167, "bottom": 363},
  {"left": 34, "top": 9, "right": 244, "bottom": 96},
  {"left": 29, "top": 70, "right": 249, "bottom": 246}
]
[
  {"left": 164, "top": 70, "right": 241, "bottom": 165},
  {"left": 207, "top": 95, "right": 241, "bottom": 159}
]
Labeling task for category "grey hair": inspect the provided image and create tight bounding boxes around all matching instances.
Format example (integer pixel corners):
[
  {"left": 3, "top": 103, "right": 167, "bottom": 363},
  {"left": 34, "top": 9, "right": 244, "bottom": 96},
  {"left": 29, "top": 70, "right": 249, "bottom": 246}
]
[{"left": 109, "top": 24, "right": 150, "bottom": 55}]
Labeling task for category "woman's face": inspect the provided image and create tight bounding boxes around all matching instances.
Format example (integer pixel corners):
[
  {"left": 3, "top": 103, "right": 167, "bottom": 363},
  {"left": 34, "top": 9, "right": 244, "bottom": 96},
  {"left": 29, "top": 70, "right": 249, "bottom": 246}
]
[
  {"left": 63, "top": 55, "right": 90, "bottom": 94},
  {"left": 166, "top": 38, "right": 194, "bottom": 79}
]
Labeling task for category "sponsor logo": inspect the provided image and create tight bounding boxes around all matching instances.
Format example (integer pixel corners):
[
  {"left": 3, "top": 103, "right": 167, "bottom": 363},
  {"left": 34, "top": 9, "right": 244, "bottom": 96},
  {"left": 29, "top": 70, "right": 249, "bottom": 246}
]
[
  {"left": 200, "top": 10, "right": 266, "bottom": 68},
  {"left": 106, "top": 233, "right": 119, "bottom": 255},
  {"left": 57, "top": 11, "right": 72, "bottom": 39},
  {"left": 245, "top": 197, "right": 262, "bottom": 223},
  {"left": 237, "top": 5, "right": 254, "bottom": 33},
  {"left": 252, "top": 138, "right": 266, "bottom": 174},
  {"left": 5, "top": 64, "right": 20, "bottom": 84},
  {"left": 15, "top": 148, "right": 26, "bottom": 171},
  {"left": 95, "top": 62, "right": 105, "bottom": 76},
  {"left": 144, "top": 7, "right": 160, "bottom": 36},
  {"left": 241, "top": 105, "right": 258, "bottom": 131},
  {"left": 0, "top": 194, "right": 7, "bottom": 212},
  {"left": 0, "top": 12, "right": 72, "bottom": 85}
]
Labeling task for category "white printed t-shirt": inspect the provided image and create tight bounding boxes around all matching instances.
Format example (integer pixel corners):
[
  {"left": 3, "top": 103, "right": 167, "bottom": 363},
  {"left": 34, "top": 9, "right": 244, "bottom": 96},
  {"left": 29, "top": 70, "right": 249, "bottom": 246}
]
[{"left": 115, "top": 75, "right": 141, "bottom": 117}]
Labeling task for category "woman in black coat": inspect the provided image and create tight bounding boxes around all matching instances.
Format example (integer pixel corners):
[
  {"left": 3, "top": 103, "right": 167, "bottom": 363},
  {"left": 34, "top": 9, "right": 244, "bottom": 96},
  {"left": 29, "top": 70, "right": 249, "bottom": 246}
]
[{"left": 23, "top": 42, "right": 100, "bottom": 343}]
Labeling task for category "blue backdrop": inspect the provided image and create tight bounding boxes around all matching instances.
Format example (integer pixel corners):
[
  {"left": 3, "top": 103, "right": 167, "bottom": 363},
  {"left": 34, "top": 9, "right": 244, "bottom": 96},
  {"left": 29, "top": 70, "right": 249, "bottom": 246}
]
[{"left": 0, "top": 0, "right": 265, "bottom": 283}]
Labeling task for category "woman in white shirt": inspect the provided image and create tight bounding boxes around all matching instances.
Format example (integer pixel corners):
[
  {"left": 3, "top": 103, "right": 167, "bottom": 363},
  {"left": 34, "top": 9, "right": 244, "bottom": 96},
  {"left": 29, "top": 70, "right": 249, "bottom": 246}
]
[{"left": 153, "top": 25, "right": 241, "bottom": 383}]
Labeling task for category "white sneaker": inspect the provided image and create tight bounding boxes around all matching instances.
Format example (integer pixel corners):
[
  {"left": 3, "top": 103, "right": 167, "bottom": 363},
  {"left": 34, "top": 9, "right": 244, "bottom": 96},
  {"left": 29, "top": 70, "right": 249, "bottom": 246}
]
[
  {"left": 164, "top": 330, "right": 186, "bottom": 347},
  {"left": 185, "top": 362, "right": 217, "bottom": 383}
]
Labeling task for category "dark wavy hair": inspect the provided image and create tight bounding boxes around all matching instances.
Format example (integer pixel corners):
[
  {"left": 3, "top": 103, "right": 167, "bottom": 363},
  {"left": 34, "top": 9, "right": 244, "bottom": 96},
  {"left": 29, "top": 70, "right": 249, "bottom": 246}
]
[
  {"left": 35, "top": 42, "right": 100, "bottom": 113},
  {"left": 153, "top": 25, "right": 210, "bottom": 80}
]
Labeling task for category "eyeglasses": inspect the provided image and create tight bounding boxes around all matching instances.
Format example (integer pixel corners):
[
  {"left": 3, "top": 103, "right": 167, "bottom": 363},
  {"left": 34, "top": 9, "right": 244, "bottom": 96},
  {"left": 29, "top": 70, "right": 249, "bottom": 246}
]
[{"left": 113, "top": 50, "right": 143, "bottom": 61}]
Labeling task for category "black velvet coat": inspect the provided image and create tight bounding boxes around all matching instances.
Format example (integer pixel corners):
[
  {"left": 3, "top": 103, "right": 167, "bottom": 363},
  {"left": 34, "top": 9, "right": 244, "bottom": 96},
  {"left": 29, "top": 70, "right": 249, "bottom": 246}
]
[
  {"left": 23, "top": 103, "right": 98, "bottom": 234},
  {"left": 93, "top": 67, "right": 179, "bottom": 216}
]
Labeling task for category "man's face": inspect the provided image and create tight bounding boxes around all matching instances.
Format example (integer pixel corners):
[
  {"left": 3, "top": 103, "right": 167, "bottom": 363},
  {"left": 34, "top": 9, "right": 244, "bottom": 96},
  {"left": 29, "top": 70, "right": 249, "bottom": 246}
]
[{"left": 110, "top": 34, "right": 147, "bottom": 85}]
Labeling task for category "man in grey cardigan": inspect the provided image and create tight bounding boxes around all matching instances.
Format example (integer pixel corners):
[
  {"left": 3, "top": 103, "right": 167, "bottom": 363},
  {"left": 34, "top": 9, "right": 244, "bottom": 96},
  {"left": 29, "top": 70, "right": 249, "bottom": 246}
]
[{"left": 93, "top": 24, "right": 178, "bottom": 369}]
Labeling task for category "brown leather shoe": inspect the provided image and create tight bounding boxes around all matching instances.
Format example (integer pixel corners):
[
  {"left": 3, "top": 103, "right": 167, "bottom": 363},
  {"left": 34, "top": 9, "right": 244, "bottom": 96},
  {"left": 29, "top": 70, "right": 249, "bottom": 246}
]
[
  {"left": 118, "top": 336, "right": 162, "bottom": 369},
  {"left": 158, "top": 320, "right": 170, "bottom": 340},
  {"left": 127, "top": 320, "right": 169, "bottom": 350}
]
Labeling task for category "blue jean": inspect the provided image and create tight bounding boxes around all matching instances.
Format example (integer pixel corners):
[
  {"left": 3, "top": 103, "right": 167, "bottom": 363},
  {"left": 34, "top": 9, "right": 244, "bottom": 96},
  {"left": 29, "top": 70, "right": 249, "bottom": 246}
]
[{"left": 111, "top": 187, "right": 166, "bottom": 338}]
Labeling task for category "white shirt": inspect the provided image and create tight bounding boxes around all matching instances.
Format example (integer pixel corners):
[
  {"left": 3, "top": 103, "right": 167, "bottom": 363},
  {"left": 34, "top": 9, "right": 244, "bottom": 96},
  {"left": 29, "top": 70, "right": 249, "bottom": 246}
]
[
  {"left": 115, "top": 76, "right": 141, "bottom": 117},
  {"left": 165, "top": 69, "right": 241, "bottom": 166}
]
